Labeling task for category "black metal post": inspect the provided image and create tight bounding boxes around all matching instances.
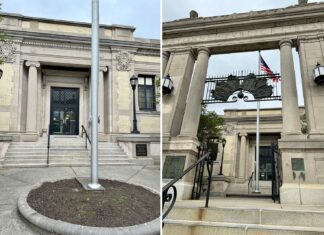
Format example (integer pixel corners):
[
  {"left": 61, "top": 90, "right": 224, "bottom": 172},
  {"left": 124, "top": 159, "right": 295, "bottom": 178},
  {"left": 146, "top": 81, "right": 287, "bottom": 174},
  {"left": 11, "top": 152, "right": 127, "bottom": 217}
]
[
  {"left": 218, "top": 142, "right": 225, "bottom": 175},
  {"left": 205, "top": 156, "right": 213, "bottom": 208},
  {"left": 131, "top": 86, "right": 140, "bottom": 134},
  {"left": 47, "top": 124, "right": 50, "bottom": 167}
]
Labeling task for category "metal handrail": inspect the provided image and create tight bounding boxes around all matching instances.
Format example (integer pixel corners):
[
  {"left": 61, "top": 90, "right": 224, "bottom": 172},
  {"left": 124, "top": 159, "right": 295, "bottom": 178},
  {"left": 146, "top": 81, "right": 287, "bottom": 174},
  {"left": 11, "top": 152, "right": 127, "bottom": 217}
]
[
  {"left": 162, "top": 151, "right": 215, "bottom": 220},
  {"left": 47, "top": 124, "right": 50, "bottom": 167},
  {"left": 81, "top": 125, "right": 91, "bottom": 149},
  {"left": 271, "top": 143, "right": 281, "bottom": 203},
  {"left": 248, "top": 172, "right": 254, "bottom": 194}
]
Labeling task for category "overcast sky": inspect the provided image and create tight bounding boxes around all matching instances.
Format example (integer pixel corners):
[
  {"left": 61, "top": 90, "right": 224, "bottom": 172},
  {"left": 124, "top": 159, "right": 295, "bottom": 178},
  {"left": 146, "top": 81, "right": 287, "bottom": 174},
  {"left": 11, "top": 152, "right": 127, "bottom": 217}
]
[
  {"left": 164, "top": 0, "right": 323, "bottom": 114},
  {"left": 2, "top": 0, "right": 160, "bottom": 39}
]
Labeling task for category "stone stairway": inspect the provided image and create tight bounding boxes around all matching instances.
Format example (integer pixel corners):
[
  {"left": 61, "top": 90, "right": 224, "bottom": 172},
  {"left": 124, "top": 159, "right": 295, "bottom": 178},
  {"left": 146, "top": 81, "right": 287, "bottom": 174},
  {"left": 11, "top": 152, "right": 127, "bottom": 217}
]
[
  {"left": 163, "top": 198, "right": 324, "bottom": 234},
  {"left": 2, "top": 135, "right": 148, "bottom": 167}
]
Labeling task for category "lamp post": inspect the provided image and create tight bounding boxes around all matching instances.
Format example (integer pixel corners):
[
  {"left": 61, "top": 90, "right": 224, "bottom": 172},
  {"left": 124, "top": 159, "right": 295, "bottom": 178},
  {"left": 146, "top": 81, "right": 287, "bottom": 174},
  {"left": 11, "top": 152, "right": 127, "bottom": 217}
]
[
  {"left": 218, "top": 138, "right": 226, "bottom": 175},
  {"left": 130, "top": 75, "right": 140, "bottom": 134}
]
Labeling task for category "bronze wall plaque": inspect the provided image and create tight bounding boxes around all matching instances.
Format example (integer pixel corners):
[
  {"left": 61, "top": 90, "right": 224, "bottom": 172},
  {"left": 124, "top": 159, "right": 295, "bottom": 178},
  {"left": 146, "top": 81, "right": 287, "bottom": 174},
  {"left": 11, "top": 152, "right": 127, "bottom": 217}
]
[
  {"left": 291, "top": 158, "right": 305, "bottom": 171},
  {"left": 163, "top": 155, "right": 186, "bottom": 179},
  {"left": 136, "top": 144, "right": 147, "bottom": 156}
]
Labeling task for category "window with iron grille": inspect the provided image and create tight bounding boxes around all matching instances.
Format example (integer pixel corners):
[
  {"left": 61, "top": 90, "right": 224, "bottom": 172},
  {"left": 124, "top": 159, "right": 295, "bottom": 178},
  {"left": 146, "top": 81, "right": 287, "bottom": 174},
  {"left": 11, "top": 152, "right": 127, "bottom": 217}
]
[{"left": 138, "top": 75, "right": 156, "bottom": 111}]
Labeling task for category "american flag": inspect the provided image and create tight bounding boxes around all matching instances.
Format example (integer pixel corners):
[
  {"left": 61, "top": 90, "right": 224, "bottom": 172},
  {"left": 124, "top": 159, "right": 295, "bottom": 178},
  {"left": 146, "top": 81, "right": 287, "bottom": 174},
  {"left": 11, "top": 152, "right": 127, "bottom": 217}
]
[{"left": 260, "top": 55, "right": 280, "bottom": 82}]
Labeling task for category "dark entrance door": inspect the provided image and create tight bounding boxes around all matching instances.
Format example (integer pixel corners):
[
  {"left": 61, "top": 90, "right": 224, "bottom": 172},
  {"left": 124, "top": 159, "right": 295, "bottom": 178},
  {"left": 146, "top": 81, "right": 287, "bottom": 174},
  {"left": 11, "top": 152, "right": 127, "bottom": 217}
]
[
  {"left": 258, "top": 146, "right": 274, "bottom": 181},
  {"left": 50, "top": 87, "right": 79, "bottom": 135}
]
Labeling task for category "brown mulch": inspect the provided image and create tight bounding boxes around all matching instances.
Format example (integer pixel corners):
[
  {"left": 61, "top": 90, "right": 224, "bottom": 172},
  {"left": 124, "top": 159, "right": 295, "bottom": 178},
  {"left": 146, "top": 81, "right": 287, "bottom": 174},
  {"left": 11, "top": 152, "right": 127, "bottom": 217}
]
[{"left": 27, "top": 179, "right": 160, "bottom": 227}]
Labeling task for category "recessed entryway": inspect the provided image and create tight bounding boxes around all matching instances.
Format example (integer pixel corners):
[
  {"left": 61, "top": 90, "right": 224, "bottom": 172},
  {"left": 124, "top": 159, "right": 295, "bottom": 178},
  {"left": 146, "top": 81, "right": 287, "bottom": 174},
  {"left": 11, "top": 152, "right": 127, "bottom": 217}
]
[{"left": 50, "top": 87, "right": 80, "bottom": 135}]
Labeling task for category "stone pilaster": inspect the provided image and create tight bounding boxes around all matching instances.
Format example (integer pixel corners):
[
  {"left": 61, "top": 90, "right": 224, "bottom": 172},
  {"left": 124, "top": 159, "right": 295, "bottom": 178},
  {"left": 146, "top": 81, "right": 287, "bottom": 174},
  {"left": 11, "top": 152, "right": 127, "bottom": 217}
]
[
  {"left": 162, "top": 49, "right": 196, "bottom": 138},
  {"left": 99, "top": 66, "right": 107, "bottom": 133},
  {"left": 238, "top": 133, "right": 247, "bottom": 179},
  {"left": 279, "top": 39, "right": 301, "bottom": 136},
  {"left": 25, "top": 61, "right": 40, "bottom": 133},
  {"left": 180, "top": 47, "right": 210, "bottom": 138},
  {"left": 162, "top": 51, "right": 170, "bottom": 76}
]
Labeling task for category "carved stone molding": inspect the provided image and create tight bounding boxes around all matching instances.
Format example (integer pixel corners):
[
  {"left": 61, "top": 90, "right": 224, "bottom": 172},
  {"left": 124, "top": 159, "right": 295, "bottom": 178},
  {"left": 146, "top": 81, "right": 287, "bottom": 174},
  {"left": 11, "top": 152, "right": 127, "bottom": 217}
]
[
  {"left": 279, "top": 39, "right": 293, "bottom": 48},
  {"left": 25, "top": 61, "right": 40, "bottom": 68},
  {"left": 224, "top": 123, "right": 235, "bottom": 136},
  {"left": 0, "top": 41, "right": 17, "bottom": 63},
  {"left": 99, "top": 66, "right": 108, "bottom": 72},
  {"left": 115, "top": 51, "right": 133, "bottom": 71}
]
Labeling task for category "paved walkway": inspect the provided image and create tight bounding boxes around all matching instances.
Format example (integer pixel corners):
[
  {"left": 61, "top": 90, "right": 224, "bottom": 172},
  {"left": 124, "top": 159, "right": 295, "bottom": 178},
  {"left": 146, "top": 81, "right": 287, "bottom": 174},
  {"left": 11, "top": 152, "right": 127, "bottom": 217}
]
[{"left": 0, "top": 165, "right": 160, "bottom": 235}]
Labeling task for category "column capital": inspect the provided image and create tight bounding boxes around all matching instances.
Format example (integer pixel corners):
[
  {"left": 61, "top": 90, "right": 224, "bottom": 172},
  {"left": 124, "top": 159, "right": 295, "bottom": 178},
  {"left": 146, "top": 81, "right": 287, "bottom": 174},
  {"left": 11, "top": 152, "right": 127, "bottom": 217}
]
[
  {"left": 25, "top": 61, "right": 40, "bottom": 68},
  {"left": 99, "top": 66, "right": 108, "bottom": 72},
  {"left": 239, "top": 132, "right": 248, "bottom": 137},
  {"left": 279, "top": 39, "right": 293, "bottom": 48},
  {"left": 197, "top": 47, "right": 210, "bottom": 56}
]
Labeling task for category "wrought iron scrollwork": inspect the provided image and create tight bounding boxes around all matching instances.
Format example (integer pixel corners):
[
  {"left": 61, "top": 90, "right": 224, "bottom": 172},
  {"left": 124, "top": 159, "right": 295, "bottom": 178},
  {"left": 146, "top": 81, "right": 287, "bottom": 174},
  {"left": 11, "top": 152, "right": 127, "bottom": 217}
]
[
  {"left": 162, "top": 185, "right": 177, "bottom": 220},
  {"left": 204, "top": 72, "right": 281, "bottom": 104}
]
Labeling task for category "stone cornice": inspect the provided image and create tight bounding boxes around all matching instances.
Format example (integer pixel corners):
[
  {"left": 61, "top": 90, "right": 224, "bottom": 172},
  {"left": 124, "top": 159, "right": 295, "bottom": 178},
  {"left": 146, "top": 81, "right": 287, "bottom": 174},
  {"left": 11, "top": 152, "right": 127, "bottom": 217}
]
[
  {"left": 1, "top": 12, "right": 136, "bottom": 32},
  {"left": 3, "top": 29, "right": 160, "bottom": 56},
  {"left": 164, "top": 3, "right": 324, "bottom": 39}
]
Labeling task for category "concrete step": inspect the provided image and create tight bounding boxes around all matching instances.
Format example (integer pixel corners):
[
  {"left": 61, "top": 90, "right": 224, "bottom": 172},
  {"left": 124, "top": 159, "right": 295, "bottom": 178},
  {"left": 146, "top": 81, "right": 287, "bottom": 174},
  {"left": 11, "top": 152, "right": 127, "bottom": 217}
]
[
  {"left": 167, "top": 206, "right": 324, "bottom": 228},
  {"left": 163, "top": 220, "right": 324, "bottom": 235},
  {"left": 4, "top": 156, "right": 130, "bottom": 161},
  {"left": 164, "top": 205, "right": 324, "bottom": 234},
  {"left": 6, "top": 149, "right": 126, "bottom": 157},
  {"left": 2, "top": 162, "right": 136, "bottom": 168}
]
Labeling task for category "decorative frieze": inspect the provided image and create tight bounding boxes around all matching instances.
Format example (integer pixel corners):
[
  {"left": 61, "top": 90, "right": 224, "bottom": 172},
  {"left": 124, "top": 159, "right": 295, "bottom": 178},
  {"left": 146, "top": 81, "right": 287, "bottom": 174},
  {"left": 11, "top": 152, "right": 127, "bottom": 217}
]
[
  {"left": 115, "top": 51, "right": 133, "bottom": 71},
  {"left": 0, "top": 41, "right": 16, "bottom": 63}
]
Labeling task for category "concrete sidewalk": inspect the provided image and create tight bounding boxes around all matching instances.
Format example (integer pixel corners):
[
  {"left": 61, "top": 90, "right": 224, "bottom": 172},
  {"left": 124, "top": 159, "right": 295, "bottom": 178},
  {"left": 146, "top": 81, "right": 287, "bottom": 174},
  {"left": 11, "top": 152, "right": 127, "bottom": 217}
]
[{"left": 0, "top": 165, "right": 160, "bottom": 235}]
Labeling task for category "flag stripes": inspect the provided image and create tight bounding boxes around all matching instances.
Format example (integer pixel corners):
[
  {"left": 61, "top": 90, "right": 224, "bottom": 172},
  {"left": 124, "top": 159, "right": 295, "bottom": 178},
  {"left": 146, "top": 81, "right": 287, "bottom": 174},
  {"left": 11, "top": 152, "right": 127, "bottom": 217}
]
[{"left": 260, "top": 55, "right": 280, "bottom": 82}]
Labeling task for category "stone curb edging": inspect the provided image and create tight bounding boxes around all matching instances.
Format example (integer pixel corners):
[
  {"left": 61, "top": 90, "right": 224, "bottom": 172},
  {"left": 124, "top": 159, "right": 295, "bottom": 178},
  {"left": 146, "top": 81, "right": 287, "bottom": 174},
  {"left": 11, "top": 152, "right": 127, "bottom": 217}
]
[{"left": 18, "top": 178, "right": 160, "bottom": 235}]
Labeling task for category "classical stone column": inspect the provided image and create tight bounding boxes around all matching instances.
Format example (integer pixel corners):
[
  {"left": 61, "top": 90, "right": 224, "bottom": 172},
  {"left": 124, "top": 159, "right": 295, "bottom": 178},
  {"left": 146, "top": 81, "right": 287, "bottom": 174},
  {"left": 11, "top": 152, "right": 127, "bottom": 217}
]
[
  {"left": 180, "top": 47, "right": 210, "bottom": 138},
  {"left": 279, "top": 39, "right": 301, "bottom": 136},
  {"left": 98, "top": 66, "right": 107, "bottom": 133},
  {"left": 25, "top": 61, "right": 40, "bottom": 133},
  {"left": 162, "top": 51, "right": 170, "bottom": 76},
  {"left": 238, "top": 133, "right": 247, "bottom": 179}
]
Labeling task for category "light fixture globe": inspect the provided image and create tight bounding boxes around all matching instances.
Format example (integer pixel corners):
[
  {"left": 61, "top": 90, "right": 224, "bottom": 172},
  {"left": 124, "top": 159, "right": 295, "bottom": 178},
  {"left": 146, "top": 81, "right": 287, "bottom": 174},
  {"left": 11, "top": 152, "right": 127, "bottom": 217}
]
[
  {"left": 313, "top": 63, "right": 324, "bottom": 86},
  {"left": 130, "top": 75, "right": 138, "bottom": 90},
  {"left": 162, "top": 74, "right": 173, "bottom": 95}
]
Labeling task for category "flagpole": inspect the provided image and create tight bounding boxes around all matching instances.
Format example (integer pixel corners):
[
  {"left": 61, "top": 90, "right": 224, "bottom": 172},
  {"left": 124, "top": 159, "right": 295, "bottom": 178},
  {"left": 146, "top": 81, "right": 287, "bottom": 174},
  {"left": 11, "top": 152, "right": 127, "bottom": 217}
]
[
  {"left": 254, "top": 51, "right": 261, "bottom": 193},
  {"left": 88, "top": 0, "right": 102, "bottom": 190}
]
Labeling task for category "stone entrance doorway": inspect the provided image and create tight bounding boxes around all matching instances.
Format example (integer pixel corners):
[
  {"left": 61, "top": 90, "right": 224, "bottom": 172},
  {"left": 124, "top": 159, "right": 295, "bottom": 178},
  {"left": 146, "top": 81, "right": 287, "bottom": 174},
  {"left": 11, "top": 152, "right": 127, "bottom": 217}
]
[{"left": 50, "top": 87, "right": 80, "bottom": 135}]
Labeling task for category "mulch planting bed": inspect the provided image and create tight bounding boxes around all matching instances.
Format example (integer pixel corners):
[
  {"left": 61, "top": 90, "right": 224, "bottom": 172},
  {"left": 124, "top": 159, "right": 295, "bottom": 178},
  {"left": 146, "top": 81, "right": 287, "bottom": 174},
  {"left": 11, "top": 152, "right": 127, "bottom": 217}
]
[{"left": 27, "top": 179, "right": 160, "bottom": 227}]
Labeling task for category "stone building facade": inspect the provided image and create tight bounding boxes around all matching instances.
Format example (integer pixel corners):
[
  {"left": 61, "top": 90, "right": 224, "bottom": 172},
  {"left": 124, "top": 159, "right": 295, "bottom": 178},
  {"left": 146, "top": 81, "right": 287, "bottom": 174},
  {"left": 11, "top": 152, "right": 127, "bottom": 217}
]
[
  {"left": 0, "top": 13, "right": 160, "bottom": 162},
  {"left": 163, "top": 2, "right": 324, "bottom": 204}
]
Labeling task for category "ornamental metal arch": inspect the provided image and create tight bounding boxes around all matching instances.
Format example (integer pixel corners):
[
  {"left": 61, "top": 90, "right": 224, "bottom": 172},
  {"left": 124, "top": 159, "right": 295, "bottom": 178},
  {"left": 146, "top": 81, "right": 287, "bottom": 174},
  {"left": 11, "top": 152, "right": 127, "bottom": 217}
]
[{"left": 202, "top": 72, "right": 281, "bottom": 104}]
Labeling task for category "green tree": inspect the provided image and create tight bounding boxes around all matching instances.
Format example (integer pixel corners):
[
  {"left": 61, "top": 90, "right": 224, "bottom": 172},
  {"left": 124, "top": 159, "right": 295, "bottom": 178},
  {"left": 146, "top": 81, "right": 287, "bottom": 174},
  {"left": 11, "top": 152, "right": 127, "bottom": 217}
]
[{"left": 197, "top": 104, "right": 224, "bottom": 144}]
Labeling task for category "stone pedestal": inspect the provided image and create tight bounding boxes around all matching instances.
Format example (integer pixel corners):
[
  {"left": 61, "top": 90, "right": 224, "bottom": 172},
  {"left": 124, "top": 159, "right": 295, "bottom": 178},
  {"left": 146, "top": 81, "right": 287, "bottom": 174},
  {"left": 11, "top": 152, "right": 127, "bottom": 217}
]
[
  {"left": 279, "top": 137, "right": 324, "bottom": 205},
  {"left": 209, "top": 175, "right": 231, "bottom": 197},
  {"left": 162, "top": 137, "right": 200, "bottom": 200}
]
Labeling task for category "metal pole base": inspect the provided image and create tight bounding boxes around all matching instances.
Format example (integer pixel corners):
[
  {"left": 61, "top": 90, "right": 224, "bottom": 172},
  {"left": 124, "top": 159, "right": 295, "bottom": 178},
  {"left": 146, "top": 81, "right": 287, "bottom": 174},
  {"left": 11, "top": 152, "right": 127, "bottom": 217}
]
[
  {"left": 131, "top": 130, "right": 140, "bottom": 134},
  {"left": 88, "top": 183, "right": 102, "bottom": 190}
]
